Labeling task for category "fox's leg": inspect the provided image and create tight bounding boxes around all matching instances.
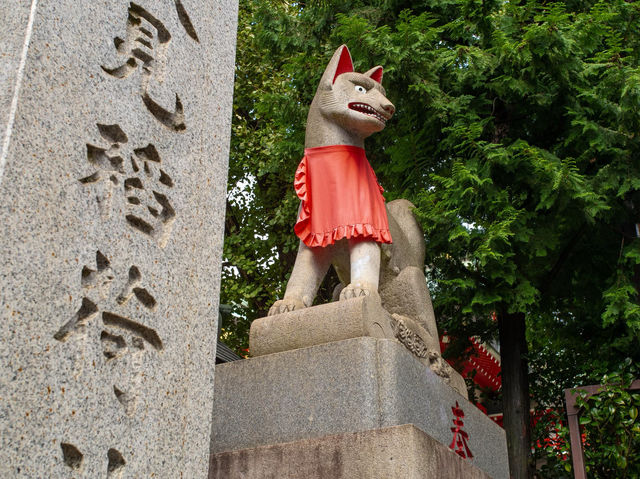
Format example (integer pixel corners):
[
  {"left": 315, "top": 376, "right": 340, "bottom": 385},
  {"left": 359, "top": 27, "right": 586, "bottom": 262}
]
[
  {"left": 340, "top": 239, "right": 380, "bottom": 300},
  {"left": 268, "top": 240, "right": 333, "bottom": 315}
]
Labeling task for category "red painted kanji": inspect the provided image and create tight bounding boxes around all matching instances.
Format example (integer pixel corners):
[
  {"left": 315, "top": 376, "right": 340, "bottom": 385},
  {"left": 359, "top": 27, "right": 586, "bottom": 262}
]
[{"left": 449, "top": 401, "right": 474, "bottom": 459}]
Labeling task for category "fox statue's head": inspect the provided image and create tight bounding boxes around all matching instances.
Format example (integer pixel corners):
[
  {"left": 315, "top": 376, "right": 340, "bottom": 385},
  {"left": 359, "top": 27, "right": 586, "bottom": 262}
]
[{"left": 305, "top": 45, "right": 395, "bottom": 148}]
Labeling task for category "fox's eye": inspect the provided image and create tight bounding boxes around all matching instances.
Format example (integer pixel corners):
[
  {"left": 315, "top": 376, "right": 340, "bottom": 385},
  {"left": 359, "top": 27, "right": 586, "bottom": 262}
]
[{"left": 354, "top": 85, "right": 366, "bottom": 94}]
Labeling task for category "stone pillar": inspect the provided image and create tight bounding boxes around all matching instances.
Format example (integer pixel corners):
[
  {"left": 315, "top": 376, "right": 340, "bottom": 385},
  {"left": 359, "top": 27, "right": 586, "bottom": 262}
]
[{"left": 0, "top": 0, "right": 237, "bottom": 476}]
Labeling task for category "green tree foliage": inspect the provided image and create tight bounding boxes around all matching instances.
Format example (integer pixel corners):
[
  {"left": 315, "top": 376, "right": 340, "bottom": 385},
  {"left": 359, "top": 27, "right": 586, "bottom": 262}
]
[
  {"left": 411, "top": 0, "right": 640, "bottom": 362},
  {"left": 223, "top": 0, "right": 640, "bottom": 473},
  {"left": 538, "top": 361, "right": 640, "bottom": 478}
]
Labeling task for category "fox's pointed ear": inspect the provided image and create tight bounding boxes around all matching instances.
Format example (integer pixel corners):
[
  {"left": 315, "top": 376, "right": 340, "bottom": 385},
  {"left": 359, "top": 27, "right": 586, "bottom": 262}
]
[
  {"left": 365, "top": 66, "right": 383, "bottom": 84},
  {"left": 333, "top": 46, "right": 354, "bottom": 83},
  {"left": 319, "top": 45, "right": 354, "bottom": 88}
]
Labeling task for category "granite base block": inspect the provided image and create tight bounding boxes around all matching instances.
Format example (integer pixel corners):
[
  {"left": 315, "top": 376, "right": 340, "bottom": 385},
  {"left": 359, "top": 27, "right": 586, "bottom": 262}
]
[
  {"left": 209, "top": 424, "right": 492, "bottom": 479},
  {"left": 210, "top": 337, "right": 509, "bottom": 479},
  {"left": 249, "top": 296, "right": 468, "bottom": 397},
  {"left": 250, "top": 296, "right": 394, "bottom": 357}
]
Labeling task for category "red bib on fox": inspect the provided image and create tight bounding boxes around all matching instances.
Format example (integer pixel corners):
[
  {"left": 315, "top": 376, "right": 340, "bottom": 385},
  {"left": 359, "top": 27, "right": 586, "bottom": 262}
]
[{"left": 294, "top": 144, "right": 392, "bottom": 248}]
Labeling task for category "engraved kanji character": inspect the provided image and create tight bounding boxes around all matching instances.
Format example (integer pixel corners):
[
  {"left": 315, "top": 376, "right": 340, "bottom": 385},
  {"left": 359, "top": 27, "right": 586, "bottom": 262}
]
[
  {"left": 54, "top": 256, "right": 162, "bottom": 418},
  {"left": 100, "top": 308, "right": 162, "bottom": 416},
  {"left": 79, "top": 124, "right": 128, "bottom": 216},
  {"left": 53, "top": 251, "right": 114, "bottom": 341},
  {"left": 449, "top": 401, "right": 474, "bottom": 459},
  {"left": 101, "top": 2, "right": 188, "bottom": 131},
  {"left": 54, "top": 297, "right": 100, "bottom": 342},
  {"left": 81, "top": 250, "right": 115, "bottom": 299},
  {"left": 174, "top": 0, "right": 199, "bottom": 42},
  {"left": 124, "top": 144, "right": 176, "bottom": 248},
  {"left": 59, "top": 444, "right": 126, "bottom": 475},
  {"left": 101, "top": 3, "right": 171, "bottom": 81},
  {"left": 79, "top": 124, "right": 177, "bottom": 247},
  {"left": 53, "top": 255, "right": 159, "bottom": 346},
  {"left": 115, "top": 266, "right": 157, "bottom": 309}
]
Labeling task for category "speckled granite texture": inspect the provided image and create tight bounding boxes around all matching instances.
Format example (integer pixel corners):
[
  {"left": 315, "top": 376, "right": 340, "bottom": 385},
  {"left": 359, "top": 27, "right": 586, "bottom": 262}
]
[
  {"left": 250, "top": 296, "right": 395, "bottom": 356},
  {"left": 0, "top": 1, "right": 33, "bottom": 158},
  {"left": 211, "top": 337, "right": 509, "bottom": 479},
  {"left": 0, "top": 0, "right": 237, "bottom": 476},
  {"left": 209, "top": 424, "right": 493, "bottom": 479}
]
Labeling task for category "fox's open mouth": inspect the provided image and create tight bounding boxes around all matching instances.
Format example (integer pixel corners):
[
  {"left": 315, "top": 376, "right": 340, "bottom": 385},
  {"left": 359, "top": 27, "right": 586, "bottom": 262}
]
[{"left": 348, "top": 102, "right": 388, "bottom": 124}]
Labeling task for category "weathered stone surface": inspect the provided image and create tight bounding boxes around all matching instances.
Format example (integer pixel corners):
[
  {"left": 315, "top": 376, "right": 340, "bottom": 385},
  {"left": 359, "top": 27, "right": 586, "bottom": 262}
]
[
  {"left": 251, "top": 295, "right": 394, "bottom": 356},
  {"left": 251, "top": 295, "right": 467, "bottom": 397},
  {"left": 0, "top": 0, "right": 237, "bottom": 476},
  {"left": 380, "top": 266, "right": 439, "bottom": 344},
  {"left": 209, "top": 424, "right": 492, "bottom": 479},
  {"left": 382, "top": 199, "right": 426, "bottom": 275},
  {"left": 0, "top": 1, "right": 33, "bottom": 160},
  {"left": 211, "top": 337, "right": 509, "bottom": 479}
]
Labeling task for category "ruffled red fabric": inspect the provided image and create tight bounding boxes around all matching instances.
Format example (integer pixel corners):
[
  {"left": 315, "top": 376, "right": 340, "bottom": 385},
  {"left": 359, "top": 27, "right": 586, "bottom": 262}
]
[{"left": 294, "top": 144, "right": 392, "bottom": 248}]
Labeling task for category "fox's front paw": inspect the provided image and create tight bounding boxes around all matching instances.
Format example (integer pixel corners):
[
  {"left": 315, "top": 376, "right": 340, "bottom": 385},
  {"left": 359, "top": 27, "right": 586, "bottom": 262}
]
[
  {"left": 339, "top": 283, "right": 377, "bottom": 301},
  {"left": 268, "top": 297, "right": 307, "bottom": 316}
]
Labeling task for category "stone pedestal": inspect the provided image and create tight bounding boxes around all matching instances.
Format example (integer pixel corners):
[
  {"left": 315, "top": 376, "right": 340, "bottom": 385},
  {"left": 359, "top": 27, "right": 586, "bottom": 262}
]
[
  {"left": 210, "top": 424, "right": 492, "bottom": 479},
  {"left": 210, "top": 335, "right": 509, "bottom": 478},
  {"left": 250, "top": 296, "right": 468, "bottom": 397},
  {"left": 250, "top": 294, "right": 395, "bottom": 356},
  {"left": 0, "top": 0, "right": 237, "bottom": 476}
]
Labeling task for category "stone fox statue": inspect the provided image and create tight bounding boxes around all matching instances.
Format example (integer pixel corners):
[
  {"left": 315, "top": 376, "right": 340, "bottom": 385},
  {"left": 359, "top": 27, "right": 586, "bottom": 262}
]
[
  {"left": 269, "top": 44, "right": 396, "bottom": 315},
  {"left": 268, "top": 46, "right": 457, "bottom": 386}
]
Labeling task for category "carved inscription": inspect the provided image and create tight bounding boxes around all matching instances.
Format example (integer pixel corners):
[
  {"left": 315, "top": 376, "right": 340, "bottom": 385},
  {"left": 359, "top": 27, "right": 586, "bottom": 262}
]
[
  {"left": 59, "top": 443, "right": 127, "bottom": 476},
  {"left": 78, "top": 125, "right": 128, "bottom": 216},
  {"left": 81, "top": 250, "right": 115, "bottom": 296},
  {"left": 449, "top": 401, "right": 473, "bottom": 459},
  {"left": 54, "top": 251, "right": 162, "bottom": 415},
  {"left": 101, "top": 3, "right": 171, "bottom": 82},
  {"left": 174, "top": 0, "right": 199, "bottom": 42},
  {"left": 80, "top": 124, "right": 176, "bottom": 247},
  {"left": 113, "top": 385, "right": 137, "bottom": 416},
  {"left": 124, "top": 145, "right": 176, "bottom": 247},
  {"left": 101, "top": 1, "right": 200, "bottom": 130},
  {"left": 107, "top": 448, "right": 127, "bottom": 478},
  {"left": 141, "top": 93, "right": 185, "bottom": 132},
  {"left": 60, "top": 443, "right": 83, "bottom": 470},
  {"left": 54, "top": 297, "right": 100, "bottom": 342},
  {"left": 54, "top": 251, "right": 159, "bottom": 343},
  {"left": 60, "top": 0, "right": 201, "bottom": 469}
]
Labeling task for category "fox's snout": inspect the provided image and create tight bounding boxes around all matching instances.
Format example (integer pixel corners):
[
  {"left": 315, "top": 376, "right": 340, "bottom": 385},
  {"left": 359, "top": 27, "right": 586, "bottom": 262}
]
[{"left": 381, "top": 100, "right": 395, "bottom": 118}]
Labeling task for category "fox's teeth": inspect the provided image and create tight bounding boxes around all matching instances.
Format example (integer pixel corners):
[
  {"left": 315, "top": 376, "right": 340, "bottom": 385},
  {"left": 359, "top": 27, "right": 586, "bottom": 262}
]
[{"left": 348, "top": 102, "right": 387, "bottom": 123}]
